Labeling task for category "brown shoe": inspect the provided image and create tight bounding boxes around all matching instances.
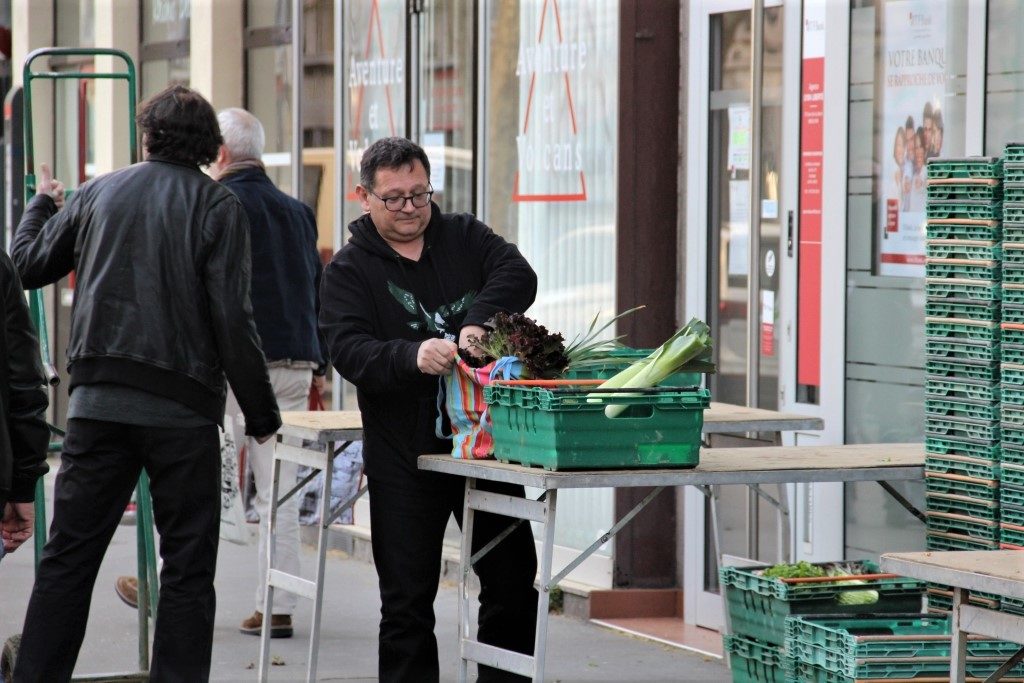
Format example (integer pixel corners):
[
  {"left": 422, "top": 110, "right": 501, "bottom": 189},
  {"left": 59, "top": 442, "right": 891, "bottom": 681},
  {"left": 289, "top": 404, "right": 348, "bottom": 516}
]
[
  {"left": 115, "top": 576, "right": 139, "bottom": 609},
  {"left": 239, "top": 611, "right": 293, "bottom": 638}
]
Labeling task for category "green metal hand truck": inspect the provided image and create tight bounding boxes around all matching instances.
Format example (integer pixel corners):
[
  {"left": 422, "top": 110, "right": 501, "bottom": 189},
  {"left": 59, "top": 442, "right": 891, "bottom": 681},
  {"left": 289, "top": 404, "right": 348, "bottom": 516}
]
[{"left": 1, "top": 47, "right": 158, "bottom": 683}]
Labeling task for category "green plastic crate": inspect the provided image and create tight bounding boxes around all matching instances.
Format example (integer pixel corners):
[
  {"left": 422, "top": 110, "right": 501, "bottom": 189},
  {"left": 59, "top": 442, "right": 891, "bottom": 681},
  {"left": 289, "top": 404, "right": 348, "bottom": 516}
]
[
  {"left": 1005, "top": 286, "right": 1024, "bottom": 308},
  {"left": 1002, "top": 596, "right": 1024, "bottom": 615},
  {"left": 925, "top": 299, "right": 1000, "bottom": 321},
  {"left": 926, "top": 378, "right": 999, "bottom": 403},
  {"left": 925, "top": 398, "right": 1000, "bottom": 422},
  {"left": 1007, "top": 183, "right": 1024, "bottom": 203},
  {"left": 926, "top": 511, "right": 1000, "bottom": 541},
  {"left": 925, "top": 436, "right": 1001, "bottom": 460},
  {"left": 1006, "top": 222, "right": 1024, "bottom": 242},
  {"left": 1004, "top": 325, "right": 1024, "bottom": 346},
  {"left": 927, "top": 529, "right": 1001, "bottom": 550},
  {"left": 928, "top": 583, "right": 1003, "bottom": 607},
  {"left": 563, "top": 348, "right": 699, "bottom": 386},
  {"left": 719, "top": 561, "right": 923, "bottom": 647},
  {"left": 927, "top": 221, "right": 1002, "bottom": 241},
  {"left": 1006, "top": 244, "right": 1024, "bottom": 266},
  {"left": 925, "top": 359, "right": 999, "bottom": 382},
  {"left": 928, "top": 157, "right": 1003, "bottom": 180},
  {"left": 925, "top": 339, "right": 1000, "bottom": 362},
  {"left": 1001, "top": 462, "right": 1024, "bottom": 486},
  {"left": 926, "top": 278, "right": 1002, "bottom": 301},
  {"left": 927, "top": 202, "right": 1003, "bottom": 221},
  {"left": 925, "top": 258, "right": 1001, "bottom": 281},
  {"left": 1001, "top": 446, "right": 1024, "bottom": 467},
  {"left": 1007, "top": 204, "right": 1024, "bottom": 223},
  {"left": 1005, "top": 306, "right": 1024, "bottom": 325},
  {"left": 1002, "top": 344, "right": 1024, "bottom": 365},
  {"left": 925, "top": 453, "right": 1000, "bottom": 478},
  {"left": 1006, "top": 163, "right": 1024, "bottom": 183},
  {"left": 723, "top": 635, "right": 787, "bottom": 683},
  {"left": 1002, "top": 363, "right": 1024, "bottom": 385},
  {"left": 1002, "top": 425, "right": 1024, "bottom": 447},
  {"left": 1002, "top": 503, "right": 1024, "bottom": 527},
  {"left": 928, "top": 592, "right": 953, "bottom": 611},
  {"left": 1002, "top": 383, "right": 1024, "bottom": 403},
  {"left": 484, "top": 384, "right": 709, "bottom": 470},
  {"left": 1006, "top": 146, "right": 1024, "bottom": 163},
  {"left": 926, "top": 318, "right": 1000, "bottom": 342},
  {"left": 785, "top": 613, "right": 1022, "bottom": 674},
  {"left": 926, "top": 472, "right": 1000, "bottom": 500},
  {"left": 925, "top": 417, "right": 1000, "bottom": 442},
  {"left": 1003, "top": 405, "right": 1024, "bottom": 426},
  {"left": 1001, "top": 522, "right": 1024, "bottom": 546},
  {"left": 1005, "top": 265, "right": 1024, "bottom": 285},
  {"left": 1003, "top": 484, "right": 1024, "bottom": 507},
  {"left": 926, "top": 239, "right": 1001, "bottom": 260},
  {"left": 926, "top": 492, "right": 999, "bottom": 520}
]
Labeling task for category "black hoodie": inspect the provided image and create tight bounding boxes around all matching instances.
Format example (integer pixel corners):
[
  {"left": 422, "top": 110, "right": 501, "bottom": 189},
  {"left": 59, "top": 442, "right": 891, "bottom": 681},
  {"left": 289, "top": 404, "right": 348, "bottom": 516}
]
[{"left": 319, "top": 204, "right": 537, "bottom": 484}]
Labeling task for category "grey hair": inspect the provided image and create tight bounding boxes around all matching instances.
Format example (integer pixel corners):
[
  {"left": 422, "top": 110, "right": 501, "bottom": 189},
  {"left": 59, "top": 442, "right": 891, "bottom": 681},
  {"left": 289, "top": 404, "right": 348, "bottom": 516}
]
[{"left": 217, "top": 108, "right": 265, "bottom": 161}]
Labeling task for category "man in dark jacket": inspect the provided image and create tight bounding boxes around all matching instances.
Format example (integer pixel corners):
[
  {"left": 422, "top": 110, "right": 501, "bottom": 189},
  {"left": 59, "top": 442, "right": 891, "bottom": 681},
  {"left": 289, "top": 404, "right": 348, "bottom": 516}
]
[
  {"left": 0, "top": 249, "right": 49, "bottom": 563},
  {"left": 320, "top": 137, "right": 539, "bottom": 682},
  {"left": 10, "top": 85, "right": 281, "bottom": 682},
  {"left": 212, "top": 107, "right": 326, "bottom": 638}
]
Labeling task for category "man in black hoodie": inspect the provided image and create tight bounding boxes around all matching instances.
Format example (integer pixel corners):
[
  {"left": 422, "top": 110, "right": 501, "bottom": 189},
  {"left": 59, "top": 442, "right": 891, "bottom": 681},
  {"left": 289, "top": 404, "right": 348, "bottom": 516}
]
[{"left": 320, "top": 137, "right": 539, "bottom": 682}]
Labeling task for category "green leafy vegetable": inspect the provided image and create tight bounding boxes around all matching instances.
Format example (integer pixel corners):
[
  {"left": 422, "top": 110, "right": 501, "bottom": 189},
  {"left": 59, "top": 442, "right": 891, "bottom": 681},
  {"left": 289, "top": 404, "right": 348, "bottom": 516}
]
[
  {"left": 463, "top": 312, "right": 570, "bottom": 379},
  {"left": 760, "top": 561, "right": 827, "bottom": 579}
]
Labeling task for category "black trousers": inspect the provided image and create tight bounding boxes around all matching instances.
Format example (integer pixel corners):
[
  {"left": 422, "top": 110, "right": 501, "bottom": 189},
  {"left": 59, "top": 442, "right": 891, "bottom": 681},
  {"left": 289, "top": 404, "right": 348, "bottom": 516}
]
[
  {"left": 14, "top": 418, "right": 221, "bottom": 683},
  {"left": 368, "top": 472, "right": 539, "bottom": 683}
]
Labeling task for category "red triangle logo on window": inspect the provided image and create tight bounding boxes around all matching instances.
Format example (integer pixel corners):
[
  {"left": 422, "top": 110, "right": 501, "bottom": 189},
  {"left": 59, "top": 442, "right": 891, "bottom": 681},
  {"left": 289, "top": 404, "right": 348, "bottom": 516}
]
[{"left": 512, "top": 0, "right": 588, "bottom": 203}]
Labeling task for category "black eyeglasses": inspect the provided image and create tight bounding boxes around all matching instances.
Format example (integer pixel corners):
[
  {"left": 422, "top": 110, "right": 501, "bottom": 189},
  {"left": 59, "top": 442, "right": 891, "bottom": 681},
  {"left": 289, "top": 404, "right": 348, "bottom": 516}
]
[{"left": 369, "top": 186, "right": 434, "bottom": 212}]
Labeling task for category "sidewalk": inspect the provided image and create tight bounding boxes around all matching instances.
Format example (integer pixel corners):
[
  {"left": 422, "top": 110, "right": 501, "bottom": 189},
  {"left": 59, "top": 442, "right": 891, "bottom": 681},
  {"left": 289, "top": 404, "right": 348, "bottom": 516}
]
[{"left": 0, "top": 481, "right": 729, "bottom": 681}]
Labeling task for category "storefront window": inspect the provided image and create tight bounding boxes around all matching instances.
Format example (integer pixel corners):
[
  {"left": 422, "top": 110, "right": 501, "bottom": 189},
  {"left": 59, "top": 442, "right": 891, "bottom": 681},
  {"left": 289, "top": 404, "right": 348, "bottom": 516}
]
[
  {"left": 844, "top": 0, "right": 968, "bottom": 560},
  {"left": 339, "top": 0, "right": 407, "bottom": 227},
  {"left": 482, "top": 0, "right": 618, "bottom": 344},
  {"left": 140, "top": 0, "right": 190, "bottom": 99},
  {"left": 985, "top": 1, "right": 1024, "bottom": 154}
]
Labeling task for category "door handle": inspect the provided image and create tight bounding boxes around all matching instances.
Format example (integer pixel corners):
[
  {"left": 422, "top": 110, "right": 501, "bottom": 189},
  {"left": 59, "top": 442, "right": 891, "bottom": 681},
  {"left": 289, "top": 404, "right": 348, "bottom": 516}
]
[{"left": 786, "top": 210, "right": 795, "bottom": 258}]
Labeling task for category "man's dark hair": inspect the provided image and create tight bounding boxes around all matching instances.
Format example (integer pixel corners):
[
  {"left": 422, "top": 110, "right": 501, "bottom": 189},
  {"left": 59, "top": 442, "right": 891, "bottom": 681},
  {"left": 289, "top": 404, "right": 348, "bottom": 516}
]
[
  {"left": 360, "top": 137, "right": 431, "bottom": 190},
  {"left": 136, "top": 85, "right": 222, "bottom": 167}
]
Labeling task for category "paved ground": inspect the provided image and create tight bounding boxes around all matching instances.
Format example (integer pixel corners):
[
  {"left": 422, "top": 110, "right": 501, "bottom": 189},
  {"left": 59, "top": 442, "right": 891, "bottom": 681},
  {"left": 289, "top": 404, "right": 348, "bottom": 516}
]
[{"left": 0, "top": 470, "right": 730, "bottom": 682}]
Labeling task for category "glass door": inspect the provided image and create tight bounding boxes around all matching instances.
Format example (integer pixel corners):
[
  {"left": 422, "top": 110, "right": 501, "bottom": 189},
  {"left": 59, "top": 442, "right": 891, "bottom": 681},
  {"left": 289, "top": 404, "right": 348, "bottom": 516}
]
[
  {"left": 409, "top": 0, "right": 475, "bottom": 214},
  {"left": 688, "top": 2, "right": 787, "bottom": 631}
]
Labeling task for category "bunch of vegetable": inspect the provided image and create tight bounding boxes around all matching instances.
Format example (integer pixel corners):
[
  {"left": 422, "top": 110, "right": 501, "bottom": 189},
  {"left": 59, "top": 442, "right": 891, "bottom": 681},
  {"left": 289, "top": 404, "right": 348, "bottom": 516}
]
[
  {"left": 461, "top": 307, "right": 644, "bottom": 380},
  {"left": 461, "top": 312, "right": 570, "bottom": 379},
  {"left": 759, "top": 561, "right": 880, "bottom": 605},
  {"left": 592, "top": 317, "right": 716, "bottom": 417}
]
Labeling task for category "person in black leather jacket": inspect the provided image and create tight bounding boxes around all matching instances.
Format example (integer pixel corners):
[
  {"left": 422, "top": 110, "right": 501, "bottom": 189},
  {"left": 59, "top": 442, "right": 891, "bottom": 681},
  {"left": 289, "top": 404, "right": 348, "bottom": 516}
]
[
  {"left": 9, "top": 85, "right": 281, "bottom": 683},
  {"left": 0, "top": 249, "right": 49, "bottom": 562}
]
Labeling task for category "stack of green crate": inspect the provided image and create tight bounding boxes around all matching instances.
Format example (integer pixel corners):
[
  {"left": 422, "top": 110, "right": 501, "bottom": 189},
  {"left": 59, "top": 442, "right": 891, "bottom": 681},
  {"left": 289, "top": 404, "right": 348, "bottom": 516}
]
[
  {"left": 719, "top": 561, "right": 924, "bottom": 683},
  {"left": 1001, "top": 143, "right": 1024, "bottom": 560},
  {"left": 925, "top": 156, "right": 1005, "bottom": 614},
  {"left": 785, "top": 613, "right": 1024, "bottom": 682}
]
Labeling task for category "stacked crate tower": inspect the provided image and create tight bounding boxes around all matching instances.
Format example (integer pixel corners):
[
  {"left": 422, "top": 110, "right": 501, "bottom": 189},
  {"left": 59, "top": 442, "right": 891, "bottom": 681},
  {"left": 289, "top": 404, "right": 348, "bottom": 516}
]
[
  {"left": 999, "top": 144, "right": 1024, "bottom": 620},
  {"left": 923, "top": 155, "right": 1004, "bottom": 614}
]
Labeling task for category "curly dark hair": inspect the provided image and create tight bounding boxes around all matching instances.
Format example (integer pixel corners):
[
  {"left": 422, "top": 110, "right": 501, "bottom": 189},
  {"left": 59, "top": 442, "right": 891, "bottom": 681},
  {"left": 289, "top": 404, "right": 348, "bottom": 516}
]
[
  {"left": 136, "top": 85, "right": 222, "bottom": 167},
  {"left": 359, "top": 137, "right": 431, "bottom": 190}
]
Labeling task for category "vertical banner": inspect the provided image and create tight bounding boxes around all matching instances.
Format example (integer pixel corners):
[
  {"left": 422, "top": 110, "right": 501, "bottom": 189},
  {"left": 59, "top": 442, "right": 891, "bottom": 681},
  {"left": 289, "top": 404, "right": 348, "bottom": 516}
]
[
  {"left": 797, "top": 1, "right": 825, "bottom": 391},
  {"left": 878, "top": 1, "right": 946, "bottom": 277}
]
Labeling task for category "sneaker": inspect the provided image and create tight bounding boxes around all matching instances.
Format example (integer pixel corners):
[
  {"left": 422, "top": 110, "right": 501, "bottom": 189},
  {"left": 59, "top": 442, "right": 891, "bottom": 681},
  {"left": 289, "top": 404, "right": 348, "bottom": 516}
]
[{"left": 239, "top": 611, "right": 293, "bottom": 638}]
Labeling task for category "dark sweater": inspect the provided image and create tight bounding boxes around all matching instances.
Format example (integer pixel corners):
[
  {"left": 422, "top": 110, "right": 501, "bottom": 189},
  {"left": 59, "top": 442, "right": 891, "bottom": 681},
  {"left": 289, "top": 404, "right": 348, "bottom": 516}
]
[
  {"left": 221, "top": 167, "right": 326, "bottom": 369},
  {"left": 319, "top": 205, "right": 537, "bottom": 483}
]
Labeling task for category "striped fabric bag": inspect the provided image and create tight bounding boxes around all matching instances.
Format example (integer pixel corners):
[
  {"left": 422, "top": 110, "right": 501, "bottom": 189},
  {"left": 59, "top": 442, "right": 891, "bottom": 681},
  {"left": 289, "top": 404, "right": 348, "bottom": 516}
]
[{"left": 442, "top": 355, "right": 522, "bottom": 459}]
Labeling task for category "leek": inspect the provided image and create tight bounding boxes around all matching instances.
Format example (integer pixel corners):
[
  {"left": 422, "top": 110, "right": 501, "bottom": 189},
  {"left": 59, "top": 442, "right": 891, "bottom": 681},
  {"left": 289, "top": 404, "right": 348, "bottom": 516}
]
[{"left": 595, "top": 318, "right": 714, "bottom": 418}]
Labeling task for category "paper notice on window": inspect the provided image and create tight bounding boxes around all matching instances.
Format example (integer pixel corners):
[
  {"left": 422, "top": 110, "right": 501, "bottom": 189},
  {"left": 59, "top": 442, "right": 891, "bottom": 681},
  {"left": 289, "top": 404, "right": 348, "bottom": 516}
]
[
  {"left": 728, "top": 105, "right": 751, "bottom": 171},
  {"left": 728, "top": 180, "right": 750, "bottom": 276}
]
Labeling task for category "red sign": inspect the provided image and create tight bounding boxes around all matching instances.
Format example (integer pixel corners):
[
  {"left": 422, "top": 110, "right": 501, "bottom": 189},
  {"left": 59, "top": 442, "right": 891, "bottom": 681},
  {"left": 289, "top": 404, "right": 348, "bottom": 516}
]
[{"left": 797, "top": 52, "right": 824, "bottom": 389}]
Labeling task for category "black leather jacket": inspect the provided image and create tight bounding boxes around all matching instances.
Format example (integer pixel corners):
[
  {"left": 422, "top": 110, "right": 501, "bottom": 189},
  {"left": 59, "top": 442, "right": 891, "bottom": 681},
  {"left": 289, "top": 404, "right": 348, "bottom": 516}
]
[
  {"left": 11, "top": 157, "right": 281, "bottom": 435},
  {"left": 0, "top": 250, "right": 49, "bottom": 505}
]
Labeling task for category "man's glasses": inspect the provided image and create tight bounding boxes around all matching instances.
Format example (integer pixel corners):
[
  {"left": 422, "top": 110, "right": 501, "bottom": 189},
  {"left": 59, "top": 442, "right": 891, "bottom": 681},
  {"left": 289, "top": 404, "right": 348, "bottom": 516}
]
[{"left": 369, "top": 187, "right": 434, "bottom": 212}]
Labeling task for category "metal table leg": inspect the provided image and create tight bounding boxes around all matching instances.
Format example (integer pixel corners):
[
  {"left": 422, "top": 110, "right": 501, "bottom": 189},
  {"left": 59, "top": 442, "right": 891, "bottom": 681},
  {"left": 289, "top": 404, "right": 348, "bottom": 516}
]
[
  {"left": 532, "top": 489, "right": 558, "bottom": 683},
  {"left": 951, "top": 587, "right": 969, "bottom": 683}
]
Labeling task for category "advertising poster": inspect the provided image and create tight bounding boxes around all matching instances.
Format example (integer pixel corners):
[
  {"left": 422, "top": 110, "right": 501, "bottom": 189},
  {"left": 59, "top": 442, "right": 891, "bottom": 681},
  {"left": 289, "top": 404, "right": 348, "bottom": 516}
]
[{"left": 878, "top": 0, "right": 946, "bottom": 277}]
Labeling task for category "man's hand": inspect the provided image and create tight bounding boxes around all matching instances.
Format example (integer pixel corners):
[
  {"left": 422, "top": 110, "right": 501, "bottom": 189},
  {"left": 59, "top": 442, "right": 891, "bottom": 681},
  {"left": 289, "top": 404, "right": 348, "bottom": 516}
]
[
  {"left": 458, "top": 325, "right": 487, "bottom": 359},
  {"left": 2, "top": 502, "right": 35, "bottom": 553},
  {"left": 417, "top": 338, "right": 457, "bottom": 375},
  {"left": 37, "top": 163, "right": 66, "bottom": 209},
  {"left": 311, "top": 373, "right": 326, "bottom": 394}
]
